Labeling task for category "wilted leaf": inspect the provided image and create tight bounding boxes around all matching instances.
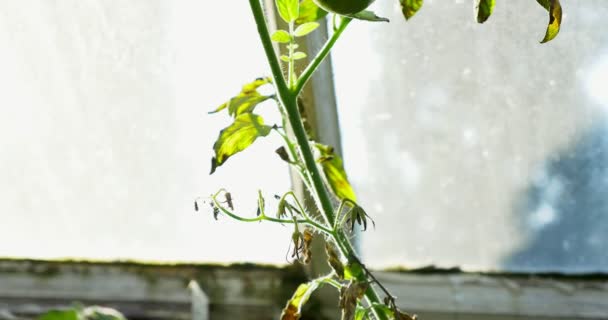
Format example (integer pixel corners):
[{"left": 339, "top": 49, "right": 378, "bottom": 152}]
[
  {"left": 276, "top": 146, "right": 291, "bottom": 163},
  {"left": 296, "top": 0, "right": 328, "bottom": 24},
  {"left": 538, "top": 0, "right": 562, "bottom": 43},
  {"left": 347, "top": 11, "right": 389, "bottom": 22},
  {"left": 340, "top": 281, "right": 369, "bottom": 320},
  {"left": 280, "top": 281, "right": 321, "bottom": 320},
  {"left": 210, "top": 114, "right": 272, "bottom": 174},
  {"left": 38, "top": 310, "right": 80, "bottom": 320},
  {"left": 314, "top": 143, "right": 357, "bottom": 202},
  {"left": 275, "top": 196, "right": 287, "bottom": 219},
  {"left": 400, "top": 0, "right": 423, "bottom": 20},
  {"left": 475, "top": 0, "right": 495, "bottom": 23},
  {"left": 326, "top": 242, "right": 345, "bottom": 278},
  {"left": 294, "top": 22, "right": 320, "bottom": 37},
  {"left": 276, "top": 0, "right": 300, "bottom": 23},
  {"left": 256, "top": 190, "right": 265, "bottom": 216},
  {"left": 302, "top": 228, "right": 313, "bottom": 264},
  {"left": 346, "top": 205, "right": 375, "bottom": 232}
]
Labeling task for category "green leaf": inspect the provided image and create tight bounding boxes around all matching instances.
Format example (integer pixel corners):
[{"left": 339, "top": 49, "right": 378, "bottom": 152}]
[
  {"left": 280, "top": 280, "right": 321, "bottom": 320},
  {"left": 475, "top": 0, "right": 495, "bottom": 23},
  {"left": 400, "top": 0, "right": 423, "bottom": 20},
  {"left": 354, "top": 307, "right": 369, "bottom": 320},
  {"left": 294, "top": 22, "right": 320, "bottom": 37},
  {"left": 38, "top": 310, "right": 80, "bottom": 320},
  {"left": 347, "top": 10, "right": 390, "bottom": 22},
  {"left": 280, "top": 55, "right": 290, "bottom": 62},
  {"left": 210, "top": 114, "right": 272, "bottom": 174},
  {"left": 538, "top": 0, "right": 562, "bottom": 43},
  {"left": 296, "top": 0, "right": 328, "bottom": 24},
  {"left": 344, "top": 261, "right": 364, "bottom": 280},
  {"left": 276, "top": 0, "right": 300, "bottom": 23},
  {"left": 314, "top": 143, "right": 357, "bottom": 202},
  {"left": 292, "top": 51, "right": 307, "bottom": 60},
  {"left": 271, "top": 30, "right": 292, "bottom": 43},
  {"left": 370, "top": 303, "right": 395, "bottom": 318}
]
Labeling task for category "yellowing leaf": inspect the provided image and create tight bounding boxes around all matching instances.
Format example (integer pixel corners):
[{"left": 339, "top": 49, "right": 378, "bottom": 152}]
[
  {"left": 210, "top": 78, "right": 273, "bottom": 116},
  {"left": 241, "top": 77, "right": 272, "bottom": 94},
  {"left": 400, "top": 0, "right": 423, "bottom": 20},
  {"left": 539, "top": 0, "right": 562, "bottom": 43},
  {"left": 296, "top": 0, "right": 328, "bottom": 24},
  {"left": 315, "top": 143, "right": 357, "bottom": 202},
  {"left": 475, "top": 0, "right": 495, "bottom": 23},
  {"left": 280, "top": 281, "right": 321, "bottom": 320},
  {"left": 229, "top": 93, "right": 272, "bottom": 117},
  {"left": 210, "top": 114, "right": 272, "bottom": 174}
]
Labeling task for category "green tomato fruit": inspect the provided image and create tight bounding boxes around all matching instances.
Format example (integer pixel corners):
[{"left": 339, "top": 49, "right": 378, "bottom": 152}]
[{"left": 312, "top": 0, "right": 375, "bottom": 15}]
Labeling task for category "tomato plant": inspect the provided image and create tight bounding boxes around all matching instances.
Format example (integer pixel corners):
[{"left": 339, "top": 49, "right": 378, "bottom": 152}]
[{"left": 202, "top": 0, "right": 563, "bottom": 319}]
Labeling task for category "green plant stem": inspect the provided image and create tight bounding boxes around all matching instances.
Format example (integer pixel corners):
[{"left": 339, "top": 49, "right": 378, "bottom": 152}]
[
  {"left": 294, "top": 16, "right": 351, "bottom": 95},
  {"left": 288, "top": 21, "right": 296, "bottom": 88},
  {"left": 249, "top": 0, "right": 335, "bottom": 226},
  {"left": 248, "top": 2, "right": 387, "bottom": 319},
  {"left": 210, "top": 189, "right": 332, "bottom": 235}
]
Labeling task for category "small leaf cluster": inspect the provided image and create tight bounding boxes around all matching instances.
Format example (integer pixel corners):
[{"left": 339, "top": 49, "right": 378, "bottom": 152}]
[{"left": 273, "top": 0, "right": 325, "bottom": 78}]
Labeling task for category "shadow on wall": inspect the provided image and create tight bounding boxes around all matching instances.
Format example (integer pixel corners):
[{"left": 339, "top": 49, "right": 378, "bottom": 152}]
[{"left": 504, "top": 120, "right": 608, "bottom": 273}]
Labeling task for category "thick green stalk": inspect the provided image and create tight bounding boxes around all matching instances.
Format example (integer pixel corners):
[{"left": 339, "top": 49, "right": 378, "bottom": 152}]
[
  {"left": 248, "top": 0, "right": 335, "bottom": 225},
  {"left": 248, "top": 1, "right": 388, "bottom": 319}
]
